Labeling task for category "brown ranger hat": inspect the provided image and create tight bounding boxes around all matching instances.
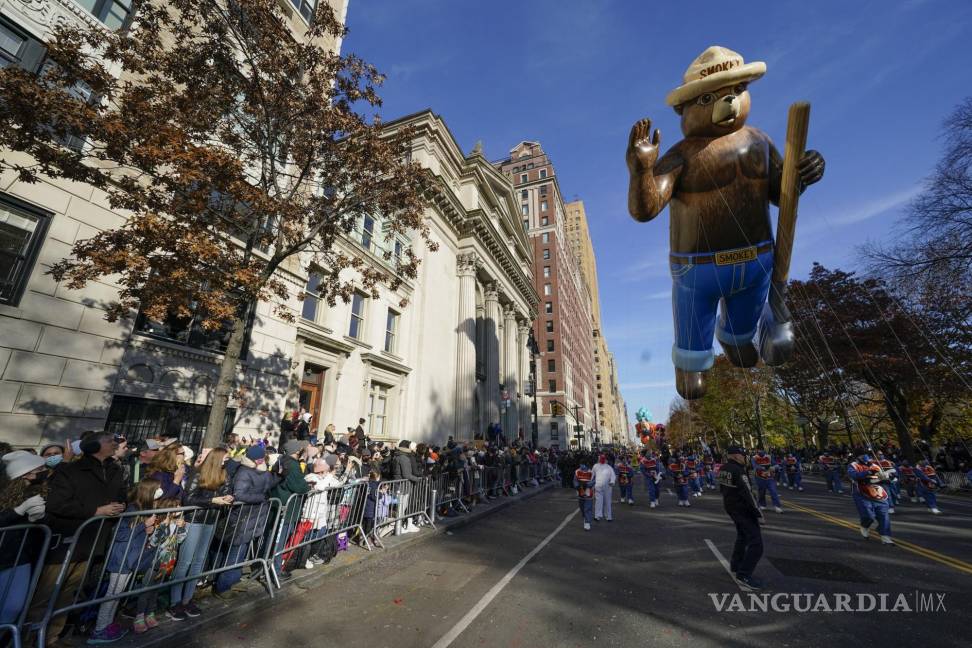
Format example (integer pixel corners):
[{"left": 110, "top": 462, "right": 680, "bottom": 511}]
[{"left": 666, "top": 46, "right": 766, "bottom": 107}]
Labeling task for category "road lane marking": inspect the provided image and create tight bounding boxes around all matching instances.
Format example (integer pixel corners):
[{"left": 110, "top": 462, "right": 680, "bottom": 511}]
[
  {"left": 704, "top": 539, "right": 743, "bottom": 590},
  {"left": 430, "top": 508, "right": 578, "bottom": 648},
  {"left": 784, "top": 500, "right": 972, "bottom": 576}
]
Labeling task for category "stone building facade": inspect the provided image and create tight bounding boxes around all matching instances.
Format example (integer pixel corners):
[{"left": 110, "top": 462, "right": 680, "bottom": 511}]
[{"left": 1, "top": 3, "right": 536, "bottom": 450}]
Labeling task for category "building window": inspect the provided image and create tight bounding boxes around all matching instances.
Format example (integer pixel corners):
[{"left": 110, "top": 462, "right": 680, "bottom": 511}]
[
  {"left": 520, "top": 173, "right": 528, "bottom": 183},
  {"left": 523, "top": 219, "right": 529, "bottom": 230},
  {"left": 521, "top": 204, "right": 528, "bottom": 215},
  {"left": 543, "top": 266, "right": 550, "bottom": 278},
  {"left": 289, "top": 0, "right": 318, "bottom": 22},
  {"left": 105, "top": 395, "right": 236, "bottom": 452},
  {"left": 540, "top": 185, "right": 548, "bottom": 195},
  {"left": 548, "top": 379, "right": 557, "bottom": 392},
  {"left": 74, "top": 0, "right": 134, "bottom": 30},
  {"left": 361, "top": 215, "right": 375, "bottom": 252},
  {"left": 0, "top": 195, "right": 51, "bottom": 306},
  {"left": 545, "top": 301, "right": 553, "bottom": 314},
  {"left": 550, "top": 421, "right": 559, "bottom": 440},
  {"left": 541, "top": 201, "right": 548, "bottom": 211},
  {"left": 547, "top": 359, "right": 556, "bottom": 373},
  {"left": 521, "top": 189, "right": 528, "bottom": 200},
  {"left": 384, "top": 308, "right": 399, "bottom": 353},
  {"left": 301, "top": 272, "right": 321, "bottom": 322},
  {"left": 539, "top": 169, "right": 547, "bottom": 179},
  {"left": 527, "top": 163, "right": 534, "bottom": 169},
  {"left": 543, "top": 284, "right": 551, "bottom": 296},
  {"left": 541, "top": 232, "right": 549, "bottom": 243},
  {"left": 368, "top": 382, "right": 389, "bottom": 437},
  {"left": 0, "top": 16, "right": 45, "bottom": 71},
  {"left": 547, "top": 339, "right": 554, "bottom": 352},
  {"left": 349, "top": 291, "right": 366, "bottom": 339},
  {"left": 542, "top": 249, "right": 550, "bottom": 260},
  {"left": 541, "top": 216, "right": 548, "bottom": 226},
  {"left": 545, "top": 320, "right": 553, "bottom": 333},
  {"left": 133, "top": 291, "right": 249, "bottom": 355}
]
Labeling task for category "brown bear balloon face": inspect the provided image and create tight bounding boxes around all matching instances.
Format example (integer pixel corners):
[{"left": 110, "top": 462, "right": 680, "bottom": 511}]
[{"left": 676, "top": 82, "right": 752, "bottom": 138}]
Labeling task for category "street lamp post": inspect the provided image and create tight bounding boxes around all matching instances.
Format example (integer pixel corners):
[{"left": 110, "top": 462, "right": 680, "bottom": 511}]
[{"left": 527, "top": 329, "right": 540, "bottom": 448}]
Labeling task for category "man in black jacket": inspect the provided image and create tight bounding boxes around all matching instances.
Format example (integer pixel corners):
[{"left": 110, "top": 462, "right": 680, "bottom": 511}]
[
  {"left": 31, "top": 431, "right": 127, "bottom": 645},
  {"left": 718, "top": 444, "right": 765, "bottom": 591}
]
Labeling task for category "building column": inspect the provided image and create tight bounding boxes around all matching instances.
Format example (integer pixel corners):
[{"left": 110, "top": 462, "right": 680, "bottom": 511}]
[
  {"left": 455, "top": 253, "right": 478, "bottom": 440},
  {"left": 484, "top": 283, "right": 501, "bottom": 430},
  {"left": 502, "top": 305, "right": 519, "bottom": 441},
  {"left": 517, "top": 319, "right": 532, "bottom": 443}
]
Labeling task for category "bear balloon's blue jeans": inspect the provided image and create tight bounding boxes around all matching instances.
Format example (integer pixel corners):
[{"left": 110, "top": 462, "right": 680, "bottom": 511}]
[{"left": 670, "top": 243, "right": 774, "bottom": 372}]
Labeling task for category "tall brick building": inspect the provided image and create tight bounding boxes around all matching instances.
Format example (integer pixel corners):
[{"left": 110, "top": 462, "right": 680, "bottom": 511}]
[
  {"left": 564, "top": 200, "right": 628, "bottom": 446},
  {"left": 495, "top": 143, "right": 596, "bottom": 448}
]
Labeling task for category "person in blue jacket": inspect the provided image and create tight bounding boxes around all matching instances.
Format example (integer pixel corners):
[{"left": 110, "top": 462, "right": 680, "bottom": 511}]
[
  {"left": 751, "top": 450, "right": 782, "bottom": 513},
  {"left": 818, "top": 451, "right": 843, "bottom": 494},
  {"left": 847, "top": 454, "right": 893, "bottom": 544},
  {"left": 639, "top": 452, "right": 663, "bottom": 508},
  {"left": 914, "top": 460, "right": 943, "bottom": 515},
  {"left": 702, "top": 453, "right": 717, "bottom": 490},
  {"left": 783, "top": 453, "right": 802, "bottom": 491}
]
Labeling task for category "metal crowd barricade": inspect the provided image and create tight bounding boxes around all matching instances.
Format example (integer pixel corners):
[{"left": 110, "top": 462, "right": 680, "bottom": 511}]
[
  {"left": 33, "top": 499, "right": 279, "bottom": 648},
  {"left": 270, "top": 480, "right": 371, "bottom": 587},
  {"left": 433, "top": 472, "right": 468, "bottom": 515},
  {"left": 464, "top": 466, "right": 484, "bottom": 502},
  {"left": 938, "top": 471, "right": 971, "bottom": 492},
  {"left": 483, "top": 466, "right": 502, "bottom": 498},
  {"left": 372, "top": 477, "right": 435, "bottom": 544},
  {"left": 515, "top": 463, "right": 530, "bottom": 486},
  {"left": 0, "top": 524, "right": 50, "bottom": 648}
]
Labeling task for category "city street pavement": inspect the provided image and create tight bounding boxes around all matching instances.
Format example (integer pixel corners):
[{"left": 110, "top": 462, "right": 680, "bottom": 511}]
[{"left": 180, "top": 476, "right": 971, "bottom": 648}]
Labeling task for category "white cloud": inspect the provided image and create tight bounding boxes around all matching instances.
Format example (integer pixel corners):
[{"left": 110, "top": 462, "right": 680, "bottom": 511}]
[
  {"left": 619, "top": 381, "right": 673, "bottom": 390},
  {"left": 645, "top": 289, "right": 670, "bottom": 300},
  {"left": 830, "top": 185, "right": 921, "bottom": 226}
]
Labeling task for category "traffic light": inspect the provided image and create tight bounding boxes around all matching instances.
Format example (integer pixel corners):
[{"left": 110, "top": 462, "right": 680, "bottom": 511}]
[{"left": 551, "top": 401, "right": 562, "bottom": 417}]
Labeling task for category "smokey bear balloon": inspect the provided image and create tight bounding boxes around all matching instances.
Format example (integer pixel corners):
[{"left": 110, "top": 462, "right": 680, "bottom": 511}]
[{"left": 626, "top": 46, "right": 824, "bottom": 399}]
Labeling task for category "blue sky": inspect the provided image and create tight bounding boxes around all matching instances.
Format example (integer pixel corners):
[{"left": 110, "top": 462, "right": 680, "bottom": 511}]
[{"left": 343, "top": 0, "right": 972, "bottom": 430}]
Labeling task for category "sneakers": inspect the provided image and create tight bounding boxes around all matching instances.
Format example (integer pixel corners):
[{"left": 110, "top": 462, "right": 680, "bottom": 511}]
[
  {"left": 759, "top": 505, "right": 766, "bottom": 510},
  {"left": 930, "top": 507, "right": 942, "bottom": 514},
  {"left": 183, "top": 602, "right": 202, "bottom": 618},
  {"left": 798, "top": 487, "right": 804, "bottom": 491},
  {"left": 144, "top": 613, "right": 158, "bottom": 629},
  {"left": 649, "top": 501, "right": 657, "bottom": 508},
  {"left": 305, "top": 559, "right": 315, "bottom": 569},
  {"left": 87, "top": 623, "right": 128, "bottom": 645},
  {"left": 889, "top": 507, "right": 895, "bottom": 514},
  {"left": 774, "top": 506, "right": 783, "bottom": 514},
  {"left": 132, "top": 615, "right": 148, "bottom": 635},
  {"left": 583, "top": 522, "right": 591, "bottom": 531},
  {"left": 860, "top": 522, "right": 872, "bottom": 538},
  {"left": 166, "top": 606, "right": 187, "bottom": 622},
  {"left": 735, "top": 574, "right": 764, "bottom": 591},
  {"left": 213, "top": 588, "right": 237, "bottom": 601},
  {"left": 910, "top": 496, "right": 917, "bottom": 503},
  {"left": 881, "top": 535, "right": 895, "bottom": 545}
]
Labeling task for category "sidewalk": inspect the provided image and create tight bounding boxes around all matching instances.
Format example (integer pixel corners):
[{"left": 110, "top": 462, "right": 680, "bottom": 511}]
[{"left": 104, "top": 478, "right": 557, "bottom": 648}]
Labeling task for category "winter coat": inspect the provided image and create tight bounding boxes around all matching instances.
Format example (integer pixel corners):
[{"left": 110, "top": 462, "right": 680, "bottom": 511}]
[
  {"left": 303, "top": 473, "right": 341, "bottom": 528},
  {"left": 391, "top": 449, "right": 420, "bottom": 483},
  {"left": 105, "top": 504, "right": 154, "bottom": 575},
  {"left": 0, "top": 477, "right": 48, "bottom": 569},
  {"left": 184, "top": 467, "right": 233, "bottom": 525},
  {"left": 220, "top": 459, "right": 277, "bottom": 546},
  {"left": 46, "top": 455, "right": 127, "bottom": 560},
  {"left": 147, "top": 469, "right": 183, "bottom": 503}
]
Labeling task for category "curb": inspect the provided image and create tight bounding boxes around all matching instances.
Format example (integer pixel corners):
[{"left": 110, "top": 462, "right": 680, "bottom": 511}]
[{"left": 129, "top": 479, "right": 557, "bottom": 647}]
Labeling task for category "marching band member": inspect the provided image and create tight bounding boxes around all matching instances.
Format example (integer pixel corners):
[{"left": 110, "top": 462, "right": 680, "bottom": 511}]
[
  {"left": 847, "top": 454, "right": 894, "bottom": 544},
  {"left": 685, "top": 454, "right": 703, "bottom": 497},
  {"left": 616, "top": 459, "right": 635, "bottom": 505},
  {"left": 875, "top": 453, "right": 898, "bottom": 513},
  {"left": 574, "top": 462, "right": 595, "bottom": 531},
  {"left": 639, "top": 452, "right": 662, "bottom": 508},
  {"left": 773, "top": 451, "right": 785, "bottom": 486},
  {"left": 703, "top": 453, "right": 717, "bottom": 490},
  {"left": 914, "top": 460, "right": 943, "bottom": 514},
  {"left": 783, "top": 452, "right": 803, "bottom": 491},
  {"left": 897, "top": 460, "right": 918, "bottom": 503},
  {"left": 818, "top": 450, "right": 843, "bottom": 494},
  {"left": 752, "top": 449, "right": 783, "bottom": 513},
  {"left": 668, "top": 455, "right": 691, "bottom": 507},
  {"left": 592, "top": 454, "right": 616, "bottom": 521}
]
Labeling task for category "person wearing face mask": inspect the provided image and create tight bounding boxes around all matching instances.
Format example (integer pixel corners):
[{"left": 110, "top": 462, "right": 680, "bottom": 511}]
[
  {"left": 40, "top": 444, "right": 66, "bottom": 473},
  {"left": 0, "top": 451, "right": 49, "bottom": 630}
]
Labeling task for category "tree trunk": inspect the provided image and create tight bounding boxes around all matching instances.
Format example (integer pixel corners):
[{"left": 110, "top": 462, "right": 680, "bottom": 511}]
[
  {"left": 754, "top": 394, "right": 765, "bottom": 450},
  {"left": 841, "top": 405, "right": 855, "bottom": 448},
  {"left": 815, "top": 419, "right": 830, "bottom": 450},
  {"left": 918, "top": 402, "right": 943, "bottom": 443},
  {"left": 202, "top": 310, "right": 250, "bottom": 448},
  {"left": 880, "top": 382, "right": 915, "bottom": 461}
]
